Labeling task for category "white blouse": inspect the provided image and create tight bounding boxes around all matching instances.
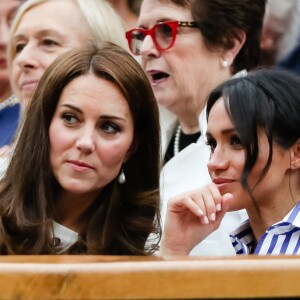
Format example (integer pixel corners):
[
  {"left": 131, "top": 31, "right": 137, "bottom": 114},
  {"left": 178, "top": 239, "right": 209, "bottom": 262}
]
[{"left": 53, "top": 221, "right": 78, "bottom": 253}]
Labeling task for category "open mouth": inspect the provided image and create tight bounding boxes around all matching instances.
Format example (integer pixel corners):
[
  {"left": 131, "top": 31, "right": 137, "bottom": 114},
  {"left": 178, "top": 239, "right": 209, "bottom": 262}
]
[{"left": 149, "top": 71, "right": 170, "bottom": 84}]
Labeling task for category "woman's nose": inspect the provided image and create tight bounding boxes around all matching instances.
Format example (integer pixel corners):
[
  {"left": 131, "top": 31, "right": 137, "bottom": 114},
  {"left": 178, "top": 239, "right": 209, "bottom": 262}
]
[
  {"left": 75, "top": 129, "right": 96, "bottom": 154},
  {"left": 140, "top": 35, "right": 160, "bottom": 58},
  {"left": 15, "top": 43, "right": 39, "bottom": 70},
  {"left": 207, "top": 147, "right": 230, "bottom": 173}
]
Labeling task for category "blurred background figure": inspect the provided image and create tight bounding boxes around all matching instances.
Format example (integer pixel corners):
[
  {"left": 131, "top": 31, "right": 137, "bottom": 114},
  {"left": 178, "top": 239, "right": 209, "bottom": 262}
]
[
  {"left": 107, "top": 0, "right": 141, "bottom": 30},
  {"left": 8, "top": 0, "right": 128, "bottom": 110},
  {"left": 0, "top": 0, "right": 22, "bottom": 148},
  {"left": 126, "top": 0, "right": 266, "bottom": 256},
  {"left": 260, "top": 0, "right": 300, "bottom": 75}
]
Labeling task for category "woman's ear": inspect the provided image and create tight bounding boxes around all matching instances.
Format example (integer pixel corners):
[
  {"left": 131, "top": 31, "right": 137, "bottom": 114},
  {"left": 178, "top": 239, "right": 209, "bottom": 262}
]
[
  {"left": 290, "top": 138, "right": 300, "bottom": 169},
  {"left": 221, "top": 29, "right": 246, "bottom": 67},
  {"left": 124, "top": 140, "right": 138, "bottom": 163}
]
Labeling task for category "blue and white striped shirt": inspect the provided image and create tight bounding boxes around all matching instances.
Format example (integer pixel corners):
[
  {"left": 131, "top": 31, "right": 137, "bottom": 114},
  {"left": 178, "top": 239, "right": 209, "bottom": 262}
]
[{"left": 230, "top": 202, "right": 300, "bottom": 255}]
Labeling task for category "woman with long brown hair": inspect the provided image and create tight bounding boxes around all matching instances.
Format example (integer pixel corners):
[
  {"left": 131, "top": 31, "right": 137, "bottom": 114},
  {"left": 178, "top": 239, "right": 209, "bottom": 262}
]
[{"left": 0, "top": 42, "right": 161, "bottom": 255}]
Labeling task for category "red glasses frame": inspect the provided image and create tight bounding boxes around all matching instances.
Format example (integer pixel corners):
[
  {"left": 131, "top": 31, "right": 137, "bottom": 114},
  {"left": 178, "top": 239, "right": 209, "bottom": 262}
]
[{"left": 125, "top": 21, "right": 198, "bottom": 55}]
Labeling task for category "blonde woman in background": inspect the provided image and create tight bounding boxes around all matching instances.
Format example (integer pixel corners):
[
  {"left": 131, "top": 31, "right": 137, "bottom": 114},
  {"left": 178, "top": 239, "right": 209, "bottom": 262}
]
[{"left": 8, "top": 0, "right": 128, "bottom": 110}]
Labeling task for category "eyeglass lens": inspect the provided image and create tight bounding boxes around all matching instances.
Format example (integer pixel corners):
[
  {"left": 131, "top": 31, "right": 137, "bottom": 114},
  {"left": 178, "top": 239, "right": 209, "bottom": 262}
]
[
  {"left": 130, "top": 23, "right": 175, "bottom": 55},
  {"left": 154, "top": 23, "right": 174, "bottom": 49}
]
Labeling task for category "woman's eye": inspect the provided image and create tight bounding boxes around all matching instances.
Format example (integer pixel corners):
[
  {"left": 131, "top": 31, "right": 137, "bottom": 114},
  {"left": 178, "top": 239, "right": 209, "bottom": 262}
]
[
  {"left": 15, "top": 43, "right": 26, "bottom": 53},
  {"left": 231, "top": 135, "right": 242, "bottom": 146},
  {"left": 101, "top": 122, "right": 120, "bottom": 134},
  {"left": 205, "top": 138, "right": 217, "bottom": 152},
  {"left": 42, "top": 39, "right": 59, "bottom": 47},
  {"left": 62, "top": 113, "right": 78, "bottom": 124}
]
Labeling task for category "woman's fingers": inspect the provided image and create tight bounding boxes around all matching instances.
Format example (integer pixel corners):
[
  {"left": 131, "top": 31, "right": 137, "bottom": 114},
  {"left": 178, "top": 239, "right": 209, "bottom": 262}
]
[
  {"left": 188, "top": 183, "right": 222, "bottom": 224},
  {"left": 162, "top": 185, "right": 233, "bottom": 255},
  {"left": 168, "top": 195, "right": 204, "bottom": 217},
  {"left": 167, "top": 183, "right": 226, "bottom": 224}
]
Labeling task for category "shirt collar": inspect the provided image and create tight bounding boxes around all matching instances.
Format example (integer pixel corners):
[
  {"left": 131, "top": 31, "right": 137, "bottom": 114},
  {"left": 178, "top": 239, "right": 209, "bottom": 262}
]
[{"left": 230, "top": 202, "right": 300, "bottom": 254}]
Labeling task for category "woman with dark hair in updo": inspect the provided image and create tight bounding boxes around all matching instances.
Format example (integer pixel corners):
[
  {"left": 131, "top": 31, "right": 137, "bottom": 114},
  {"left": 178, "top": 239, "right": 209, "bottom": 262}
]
[{"left": 161, "top": 68, "right": 300, "bottom": 256}]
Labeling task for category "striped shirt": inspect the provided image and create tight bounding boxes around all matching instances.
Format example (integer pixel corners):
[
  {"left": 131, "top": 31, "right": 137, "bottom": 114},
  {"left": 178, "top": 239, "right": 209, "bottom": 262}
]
[{"left": 230, "top": 202, "right": 300, "bottom": 255}]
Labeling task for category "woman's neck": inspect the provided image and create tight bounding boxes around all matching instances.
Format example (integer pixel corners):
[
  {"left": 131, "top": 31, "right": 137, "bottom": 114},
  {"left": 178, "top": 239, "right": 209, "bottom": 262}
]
[
  {"left": 177, "top": 113, "right": 200, "bottom": 134},
  {"left": 247, "top": 198, "right": 298, "bottom": 244},
  {"left": 54, "top": 190, "right": 99, "bottom": 232}
]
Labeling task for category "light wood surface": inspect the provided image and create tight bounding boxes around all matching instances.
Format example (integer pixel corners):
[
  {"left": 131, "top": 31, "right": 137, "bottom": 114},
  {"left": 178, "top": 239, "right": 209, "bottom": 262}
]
[{"left": 0, "top": 255, "right": 299, "bottom": 299}]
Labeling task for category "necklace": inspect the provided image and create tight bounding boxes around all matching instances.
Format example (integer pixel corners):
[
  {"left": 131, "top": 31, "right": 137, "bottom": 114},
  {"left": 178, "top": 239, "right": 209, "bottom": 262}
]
[
  {"left": 173, "top": 125, "right": 181, "bottom": 156},
  {"left": 0, "top": 95, "right": 18, "bottom": 111}
]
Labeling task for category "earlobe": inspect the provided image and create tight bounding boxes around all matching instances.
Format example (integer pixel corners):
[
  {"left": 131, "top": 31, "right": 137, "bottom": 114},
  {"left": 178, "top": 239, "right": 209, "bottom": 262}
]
[
  {"left": 220, "top": 30, "right": 246, "bottom": 67},
  {"left": 290, "top": 139, "right": 300, "bottom": 169}
]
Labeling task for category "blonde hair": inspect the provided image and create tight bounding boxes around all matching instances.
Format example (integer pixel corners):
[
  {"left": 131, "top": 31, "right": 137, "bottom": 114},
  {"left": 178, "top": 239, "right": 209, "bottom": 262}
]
[{"left": 7, "top": 0, "right": 128, "bottom": 79}]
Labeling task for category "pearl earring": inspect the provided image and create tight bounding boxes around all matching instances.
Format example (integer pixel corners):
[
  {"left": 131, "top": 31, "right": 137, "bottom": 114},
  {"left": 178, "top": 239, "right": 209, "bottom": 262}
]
[
  {"left": 221, "top": 60, "right": 228, "bottom": 68},
  {"left": 118, "top": 168, "right": 126, "bottom": 184}
]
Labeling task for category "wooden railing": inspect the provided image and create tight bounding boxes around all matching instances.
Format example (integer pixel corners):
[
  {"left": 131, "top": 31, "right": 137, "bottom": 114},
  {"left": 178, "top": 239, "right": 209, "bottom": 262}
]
[{"left": 0, "top": 255, "right": 299, "bottom": 299}]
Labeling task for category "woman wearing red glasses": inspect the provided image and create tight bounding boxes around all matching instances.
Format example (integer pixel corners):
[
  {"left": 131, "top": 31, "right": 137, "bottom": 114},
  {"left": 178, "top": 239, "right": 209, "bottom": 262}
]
[{"left": 126, "top": 0, "right": 266, "bottom": 256}]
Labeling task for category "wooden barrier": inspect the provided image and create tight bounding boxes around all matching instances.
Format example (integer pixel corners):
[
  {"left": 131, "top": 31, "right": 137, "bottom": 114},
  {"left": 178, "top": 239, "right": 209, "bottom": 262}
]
[{"left": 0, "top": 255, "right": 299, "bottom": 299}]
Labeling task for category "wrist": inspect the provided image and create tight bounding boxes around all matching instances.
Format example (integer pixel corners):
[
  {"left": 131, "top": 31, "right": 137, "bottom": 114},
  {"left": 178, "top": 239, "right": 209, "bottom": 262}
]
[{"left": 159, "top": 238, "right": 191, "bottom": 256}]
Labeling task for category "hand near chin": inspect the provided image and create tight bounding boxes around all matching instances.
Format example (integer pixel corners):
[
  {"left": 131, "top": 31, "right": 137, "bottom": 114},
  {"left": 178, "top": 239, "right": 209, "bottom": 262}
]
[{"left": 159, "top": 183, "right": 232, "bottom": 256}]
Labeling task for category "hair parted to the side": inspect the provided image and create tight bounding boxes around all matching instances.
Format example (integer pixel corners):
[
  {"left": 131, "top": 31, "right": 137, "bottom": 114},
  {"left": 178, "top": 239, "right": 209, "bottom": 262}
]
[
  {"left": 191, "top": 0, "right": 266, "bottom": 73},
  {"left": 206, "top": 68, "right": 300, "bottom": 197},
  {"left": 0, "top": 42, "right": 161, "bottom": 255}
]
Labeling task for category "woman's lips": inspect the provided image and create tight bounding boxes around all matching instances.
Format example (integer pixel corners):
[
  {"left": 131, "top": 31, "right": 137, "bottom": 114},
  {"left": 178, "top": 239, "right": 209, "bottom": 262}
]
[
  {"left": 147, "top": 70, "right": 170, "bottom": 86},
  {"left": 67, "top": 160, "right": 95, "bottom": 172},
  {"left": 213, "top": 178, "right": 236, "bottom": 192},
  {"left": 21, "top": 80, "right": 39, "bottom": 91}
]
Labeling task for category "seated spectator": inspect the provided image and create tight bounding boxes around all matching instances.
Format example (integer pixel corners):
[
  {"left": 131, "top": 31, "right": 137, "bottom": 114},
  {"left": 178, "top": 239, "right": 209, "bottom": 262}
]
[
  {"left": 260, "top": 0, "right": 300, "bottom": 75},
  {"left": 8, "top": 0, "right": 128, "bottom": 110},
  {"left": 161, "top": 68, "right": 300, "bottom": 256},
  {"left": 0, "top": 42, "right": 161, "bottom": 255},
  {"left": 0, "top": 0, "right": 22, "bottom": 148}
]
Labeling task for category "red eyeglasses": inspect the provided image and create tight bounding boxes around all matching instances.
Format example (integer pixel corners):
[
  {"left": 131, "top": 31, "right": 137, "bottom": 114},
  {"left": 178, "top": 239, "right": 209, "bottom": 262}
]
[{"left": 125, "top": 21, "right": 198, "bottom": 56}]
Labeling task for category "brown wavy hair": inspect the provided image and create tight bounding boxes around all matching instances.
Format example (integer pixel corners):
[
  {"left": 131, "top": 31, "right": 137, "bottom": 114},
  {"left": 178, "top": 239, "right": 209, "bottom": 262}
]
[{"left": 0, "top": 42, "right": 161, "bottom": 255}]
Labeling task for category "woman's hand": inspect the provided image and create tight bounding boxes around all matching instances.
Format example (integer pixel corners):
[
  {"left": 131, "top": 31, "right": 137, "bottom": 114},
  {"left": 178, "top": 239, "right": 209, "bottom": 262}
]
[{"left": 159, "top": 183, "right": 232, "bottom": 256}]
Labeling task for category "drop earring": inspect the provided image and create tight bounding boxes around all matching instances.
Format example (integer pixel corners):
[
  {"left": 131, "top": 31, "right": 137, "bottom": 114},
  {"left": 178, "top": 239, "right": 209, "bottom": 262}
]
[{"left": 118, "top": 168, "right": 126, "bottom": 184}]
